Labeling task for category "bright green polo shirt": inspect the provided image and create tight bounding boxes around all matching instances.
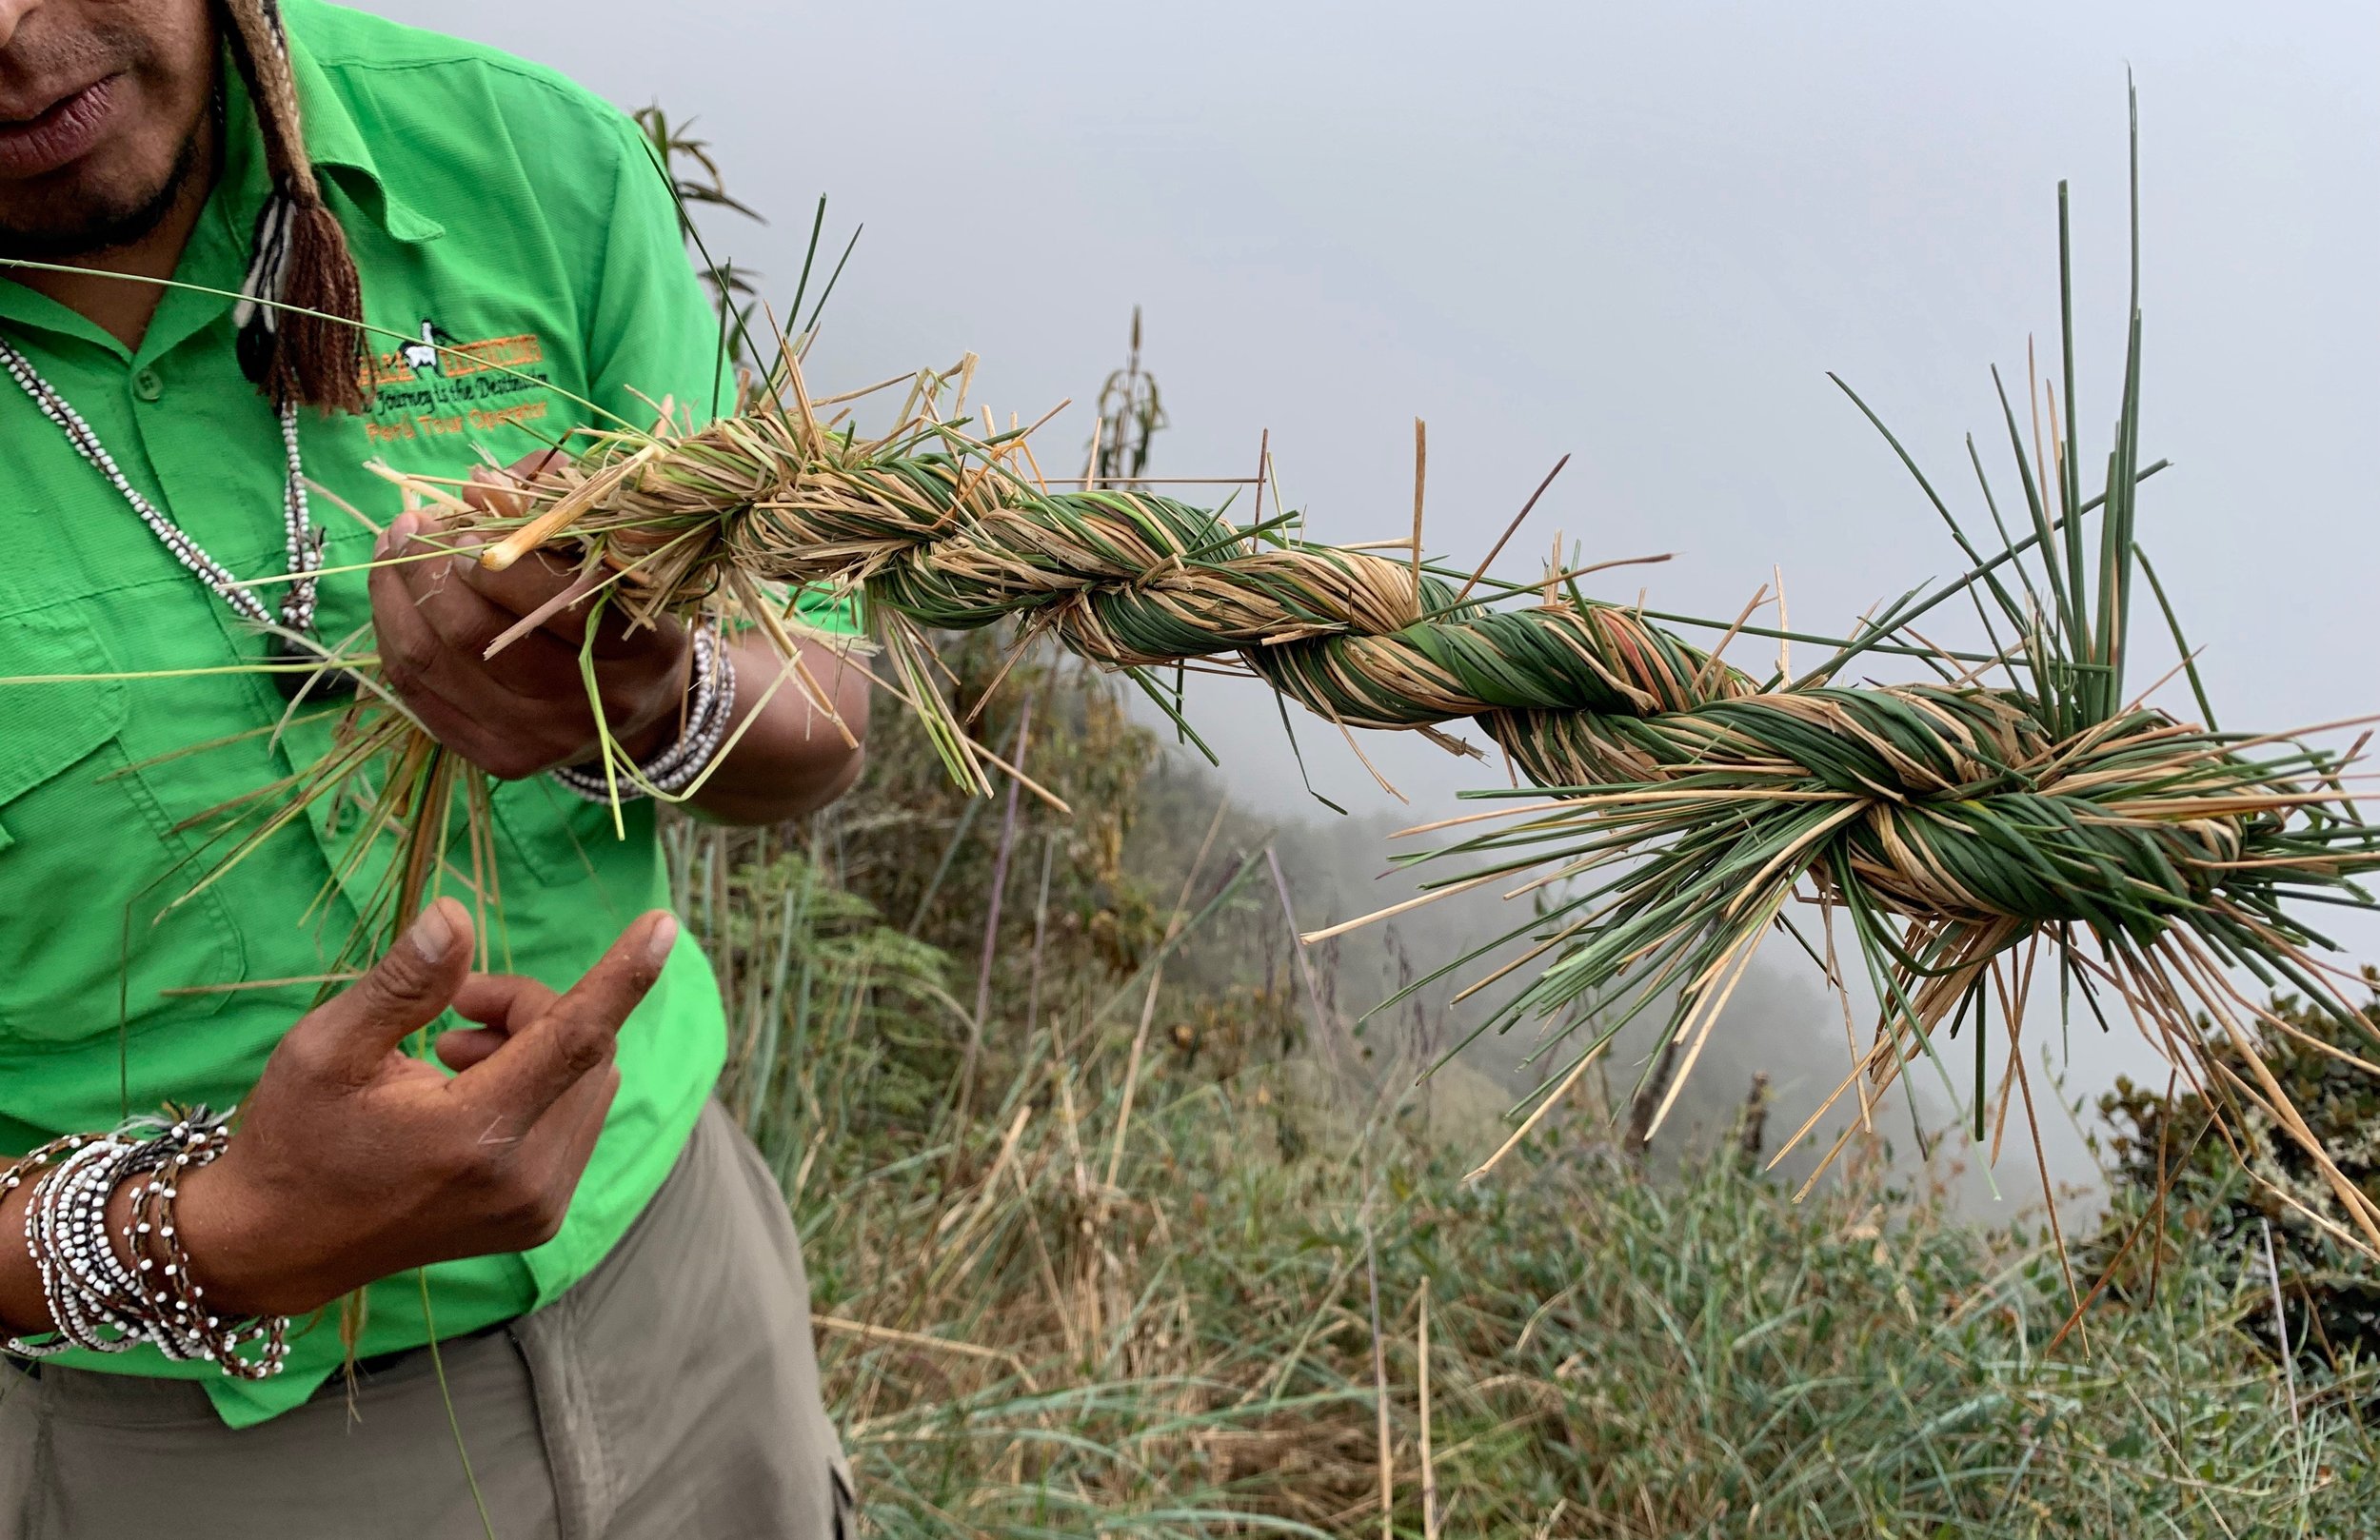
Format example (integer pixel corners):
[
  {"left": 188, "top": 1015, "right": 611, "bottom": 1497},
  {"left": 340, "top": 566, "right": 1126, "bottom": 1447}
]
[{"left": 0, "top": 3, "right": 849, "bottom": 1425}]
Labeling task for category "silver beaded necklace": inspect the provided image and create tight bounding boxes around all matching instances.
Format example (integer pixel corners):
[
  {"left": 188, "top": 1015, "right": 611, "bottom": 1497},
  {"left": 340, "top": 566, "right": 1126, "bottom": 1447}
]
[{"left": 0, "top": 335, "right": 323, "bottom": 637}]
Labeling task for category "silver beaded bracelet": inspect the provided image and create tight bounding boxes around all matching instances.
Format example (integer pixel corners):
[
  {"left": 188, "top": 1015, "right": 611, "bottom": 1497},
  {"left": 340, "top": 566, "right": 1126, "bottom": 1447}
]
[
  {"left": 3, "top": 1108, "right": 291, "bottom": 1380},
  {"left": 549, "top": 626, "right": 740, "bottom": 803}
]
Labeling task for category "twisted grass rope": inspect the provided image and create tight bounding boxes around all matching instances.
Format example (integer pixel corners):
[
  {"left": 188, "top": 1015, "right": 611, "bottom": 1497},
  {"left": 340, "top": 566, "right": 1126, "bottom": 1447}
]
[{"left": 484, "top": 405, "right": 2366, "bottom": 951}]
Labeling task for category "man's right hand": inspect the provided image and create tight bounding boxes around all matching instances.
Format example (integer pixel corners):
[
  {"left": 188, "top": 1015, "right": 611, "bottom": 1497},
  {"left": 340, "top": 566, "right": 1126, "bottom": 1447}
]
[{"left": 168, "top": 898, "right": 678, "bottom": 1318}]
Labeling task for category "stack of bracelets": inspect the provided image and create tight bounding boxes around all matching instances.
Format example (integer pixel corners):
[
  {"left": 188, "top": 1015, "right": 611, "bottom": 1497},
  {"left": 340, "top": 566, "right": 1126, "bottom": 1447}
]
[
  {"left": 549, "top": 623, "right": 739, "bottom": 802},
  {"left": 1, "top": 1107, "right": 291, "bottom": 1380}
]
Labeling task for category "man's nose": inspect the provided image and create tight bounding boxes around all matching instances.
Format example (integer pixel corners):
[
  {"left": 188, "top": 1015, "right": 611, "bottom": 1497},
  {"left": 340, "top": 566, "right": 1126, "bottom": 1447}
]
[{"left": 0, "top": 0, "right": 43, "bottom": 57}]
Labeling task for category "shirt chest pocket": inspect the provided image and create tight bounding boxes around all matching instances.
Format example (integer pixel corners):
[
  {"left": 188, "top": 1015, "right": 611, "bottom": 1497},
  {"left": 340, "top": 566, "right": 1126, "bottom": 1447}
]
[{"left": 0, "top": 612, "right": 247, "bottom": 1046}]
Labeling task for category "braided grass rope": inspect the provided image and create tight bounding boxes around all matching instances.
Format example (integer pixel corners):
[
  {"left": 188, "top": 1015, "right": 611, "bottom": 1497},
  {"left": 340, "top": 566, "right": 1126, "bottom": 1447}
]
[
  {"left": 402, "top": 316, "right": 2380, "bottom": 1241},
  {"left": 208, "top": 151, "right": 2351, "bottom": 1242}
]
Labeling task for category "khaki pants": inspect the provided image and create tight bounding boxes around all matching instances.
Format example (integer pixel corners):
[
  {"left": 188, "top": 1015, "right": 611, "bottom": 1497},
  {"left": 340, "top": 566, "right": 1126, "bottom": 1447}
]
[{"left": 0, "top": 1101, "right": 852, "bottom": 1540}]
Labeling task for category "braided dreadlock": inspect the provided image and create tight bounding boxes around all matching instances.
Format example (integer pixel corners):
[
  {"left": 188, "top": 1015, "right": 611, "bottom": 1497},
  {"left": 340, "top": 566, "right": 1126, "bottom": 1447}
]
[{"left": 214, "top": 0, "right": 366, "bottom": 414}]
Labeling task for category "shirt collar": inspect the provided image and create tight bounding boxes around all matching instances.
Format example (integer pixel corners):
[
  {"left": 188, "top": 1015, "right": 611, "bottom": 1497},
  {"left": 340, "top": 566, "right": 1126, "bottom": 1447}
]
[{"left": 285, "top": 30, "right": 445, "bottom": 246}]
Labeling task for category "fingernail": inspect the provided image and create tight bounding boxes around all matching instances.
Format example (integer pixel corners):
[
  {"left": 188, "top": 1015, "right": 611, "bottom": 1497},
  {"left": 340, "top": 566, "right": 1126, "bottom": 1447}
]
[
  {"left": 645, "top": 913, "right": 680, "bottom": 969},
  {"left": 408, "top": 900, "right": 456, "bottom": 964},
  {"left": 446, "top": 530, "right": 486, "bottom": 576}
]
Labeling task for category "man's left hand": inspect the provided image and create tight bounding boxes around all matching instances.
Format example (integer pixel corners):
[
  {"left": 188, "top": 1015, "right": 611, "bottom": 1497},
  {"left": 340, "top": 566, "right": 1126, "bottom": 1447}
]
[{"left": 369, "top": 453, "right": 690, "bottom": 780}]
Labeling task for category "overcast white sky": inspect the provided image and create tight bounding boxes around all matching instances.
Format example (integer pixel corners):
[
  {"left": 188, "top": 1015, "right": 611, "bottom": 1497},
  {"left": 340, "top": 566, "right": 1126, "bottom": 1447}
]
[{"left": 374, "top": 0, "right": 2380, "bottom": 1188}]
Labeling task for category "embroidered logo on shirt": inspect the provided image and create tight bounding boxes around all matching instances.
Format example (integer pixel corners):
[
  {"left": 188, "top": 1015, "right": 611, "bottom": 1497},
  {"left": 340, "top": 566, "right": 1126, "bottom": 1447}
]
[{"left": 360, "top": 317, "right": 553, "bottom": 443}]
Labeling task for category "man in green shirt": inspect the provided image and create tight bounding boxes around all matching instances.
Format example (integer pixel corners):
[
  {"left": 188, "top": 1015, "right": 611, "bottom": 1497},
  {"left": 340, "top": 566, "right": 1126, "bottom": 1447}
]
[{"left": 0, "top": 1, "right": 868, "bottom": 1533}]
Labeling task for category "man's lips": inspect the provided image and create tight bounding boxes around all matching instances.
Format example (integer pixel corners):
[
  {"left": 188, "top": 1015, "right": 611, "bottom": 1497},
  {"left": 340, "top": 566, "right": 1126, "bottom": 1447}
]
[{"left": 0, "top": 75, "right": 122, "bottom": 181}]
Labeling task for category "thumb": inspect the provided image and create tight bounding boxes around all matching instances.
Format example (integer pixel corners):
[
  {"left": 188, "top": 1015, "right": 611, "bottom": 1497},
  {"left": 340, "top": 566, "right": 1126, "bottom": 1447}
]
[
  {"left": 295, "top": 898, "right": 474, "bottom": 1080},
  {"left": 462, "top": 449, "right": 564, "bottom": 522}
]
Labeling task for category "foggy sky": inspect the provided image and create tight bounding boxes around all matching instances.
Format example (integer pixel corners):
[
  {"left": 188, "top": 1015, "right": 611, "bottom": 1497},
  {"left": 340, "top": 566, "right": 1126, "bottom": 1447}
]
[{"left": 371, "top": 0, "right": 2380, "bottom": 1193}]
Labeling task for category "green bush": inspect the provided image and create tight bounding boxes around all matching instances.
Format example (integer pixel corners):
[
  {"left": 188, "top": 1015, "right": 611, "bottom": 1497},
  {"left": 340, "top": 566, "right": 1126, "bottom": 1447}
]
[{"left": 2097, "top": 985, "right": 2380, "bottom": 1378}]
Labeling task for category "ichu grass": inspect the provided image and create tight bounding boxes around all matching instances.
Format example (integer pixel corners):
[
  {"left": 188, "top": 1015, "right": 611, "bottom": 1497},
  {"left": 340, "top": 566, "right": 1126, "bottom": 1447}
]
[{"left": 78, "top": 109, "right": 2380, "bottom": 1228}]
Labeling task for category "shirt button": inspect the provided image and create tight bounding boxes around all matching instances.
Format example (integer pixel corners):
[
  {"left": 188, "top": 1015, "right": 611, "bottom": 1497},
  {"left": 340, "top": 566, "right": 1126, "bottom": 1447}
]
[{"left": 132, "top": 368, "right": 165, "bottom": 403}]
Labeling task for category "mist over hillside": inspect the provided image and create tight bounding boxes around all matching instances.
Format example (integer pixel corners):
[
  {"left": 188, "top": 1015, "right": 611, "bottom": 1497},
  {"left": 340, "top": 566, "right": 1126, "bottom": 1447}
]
[{"left": 1129, "top": 742, "right": 2104, "bottom": 1228}]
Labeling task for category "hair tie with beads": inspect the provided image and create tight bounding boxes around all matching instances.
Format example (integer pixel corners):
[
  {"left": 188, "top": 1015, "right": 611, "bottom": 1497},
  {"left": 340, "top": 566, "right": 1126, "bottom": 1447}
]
[{"left": 215, "top": 0, "right": 368, "bottom": 415}]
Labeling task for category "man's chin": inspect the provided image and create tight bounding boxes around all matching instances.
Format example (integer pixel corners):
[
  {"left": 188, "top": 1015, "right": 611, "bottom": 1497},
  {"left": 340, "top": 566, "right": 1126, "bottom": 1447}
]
[{"left": 0, "top": 138, "right": 199, "bottom": 264}]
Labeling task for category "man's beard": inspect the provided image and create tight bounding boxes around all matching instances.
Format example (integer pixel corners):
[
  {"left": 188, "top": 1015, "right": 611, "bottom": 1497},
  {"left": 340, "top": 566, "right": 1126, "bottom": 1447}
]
[{"left": 0, "top": 122, "right": 207, "bottom": 262}]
